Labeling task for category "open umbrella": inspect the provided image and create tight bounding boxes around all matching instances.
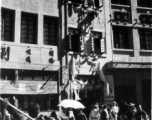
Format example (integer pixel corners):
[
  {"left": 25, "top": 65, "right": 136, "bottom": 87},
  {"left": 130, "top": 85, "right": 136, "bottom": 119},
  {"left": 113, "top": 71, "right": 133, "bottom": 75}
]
[{"left": 58, "top": 99, "right": 85, "bottom": 109}]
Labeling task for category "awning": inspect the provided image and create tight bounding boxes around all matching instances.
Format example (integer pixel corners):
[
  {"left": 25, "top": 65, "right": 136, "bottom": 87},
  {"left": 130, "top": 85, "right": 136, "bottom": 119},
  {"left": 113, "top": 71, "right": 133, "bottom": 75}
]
[{"left": 0, "top": 80, "right": 57, "bottom": 94}]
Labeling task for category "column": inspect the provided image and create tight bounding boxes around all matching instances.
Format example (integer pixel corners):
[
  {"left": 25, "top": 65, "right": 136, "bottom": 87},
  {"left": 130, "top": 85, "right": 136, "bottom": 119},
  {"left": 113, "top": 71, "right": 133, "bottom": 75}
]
[
  {"left": 14, "top": 10, "right": 21, "bottom": 43},
  {"left": 37, "top": 13, "right": 43, "bottom": 45},
  {"left": 131, "top": 0, "right": 140, "bottom": 57}
]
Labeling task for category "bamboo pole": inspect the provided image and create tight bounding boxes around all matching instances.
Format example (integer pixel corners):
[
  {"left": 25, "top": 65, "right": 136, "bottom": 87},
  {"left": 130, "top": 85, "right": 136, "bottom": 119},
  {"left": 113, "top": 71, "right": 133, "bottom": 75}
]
[{"left": 0, "top": 97, "right": 34, "bottom": 120}]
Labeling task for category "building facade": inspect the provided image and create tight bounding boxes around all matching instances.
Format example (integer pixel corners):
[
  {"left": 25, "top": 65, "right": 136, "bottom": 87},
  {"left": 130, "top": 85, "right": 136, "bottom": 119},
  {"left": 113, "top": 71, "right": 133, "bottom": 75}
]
[
  {"left": 62, "top": 0, "right": 113, "bottom": 116},
  {"left": 107, "top": 0, "right": 152, "bottom": 113},
  {"left": 0, "top": 0, "right": 62, "bottom": 113},
  {"left": 0, "top": 0, "right": 151, "bottom": 116}
]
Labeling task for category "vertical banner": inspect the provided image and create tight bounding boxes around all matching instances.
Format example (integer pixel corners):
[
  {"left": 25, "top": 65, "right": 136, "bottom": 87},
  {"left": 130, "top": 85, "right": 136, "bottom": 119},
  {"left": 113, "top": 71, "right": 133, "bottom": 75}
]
[
  {"left": 104, "top": 76, "right": 115, "bottom": 103},
  {"left": 62, "top": 67, "right": 70, "bottom": 99}
]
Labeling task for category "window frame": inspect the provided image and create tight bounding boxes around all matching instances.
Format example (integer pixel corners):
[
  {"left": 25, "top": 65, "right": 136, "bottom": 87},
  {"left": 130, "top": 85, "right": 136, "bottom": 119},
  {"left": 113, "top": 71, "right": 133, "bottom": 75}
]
[
  {"left": 139, "top": 29, "right": 152, "bottom": 50},
  {"left": 137, "top": 0, "right": 152, "bottom": 8},
  {"left": 20, "top": 12, "right": 38, "bottom": 44},
  {"left": 43, "top": 16, "right": 58, "bottom": 46},
  {"left": 91, "top": 31, "right": 103, "bottom": 54},
  {"left": 113, "top": 27, "right": 132, "bottom": 49},
  {"left": 1, "top": 8, "right": 15, "bottom": 42},
  {"left": 68, "top": 28, "right": 81, "bottom": 52}
]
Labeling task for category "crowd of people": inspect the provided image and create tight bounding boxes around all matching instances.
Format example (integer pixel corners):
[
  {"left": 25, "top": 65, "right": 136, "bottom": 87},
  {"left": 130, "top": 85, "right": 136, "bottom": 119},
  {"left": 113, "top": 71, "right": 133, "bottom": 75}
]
[
  {"left": 88, "top": 101, "right": 150, "bottom": 120},
  {"left": 0, "top": 97, "right": 151, "bottom": 120}
]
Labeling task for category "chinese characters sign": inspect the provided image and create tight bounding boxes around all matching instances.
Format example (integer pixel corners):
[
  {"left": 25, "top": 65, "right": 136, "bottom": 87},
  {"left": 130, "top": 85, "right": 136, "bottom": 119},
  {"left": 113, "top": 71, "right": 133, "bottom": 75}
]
[{"left": 0, "top": 81, "right": 57, "bottom": 94}]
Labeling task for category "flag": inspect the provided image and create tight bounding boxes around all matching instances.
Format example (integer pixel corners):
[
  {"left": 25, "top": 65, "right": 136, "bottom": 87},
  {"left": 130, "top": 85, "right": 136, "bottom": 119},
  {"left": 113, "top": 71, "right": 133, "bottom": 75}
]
[
  {"left": 97, "top": 61, "right": 110, "bottom": 95},
  {"left": 84, "top": 85, "right": 87, "bottom": 98},
  {"left": 70, "top": 56, "right": 76, "bottom": 80},
  {"left": 106, "top": 82, "right": 109, "bottom": 95},
  {"left": 74, "top": 87, "right": 81, "bottom": 100},
  {"left": 97, "top": 61, "right": 106, "bottom": 83}
]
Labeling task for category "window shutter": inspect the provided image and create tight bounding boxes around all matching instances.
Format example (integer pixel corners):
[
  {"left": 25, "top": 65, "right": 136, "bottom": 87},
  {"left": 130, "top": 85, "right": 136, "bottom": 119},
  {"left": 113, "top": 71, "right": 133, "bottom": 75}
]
[
  {"left": 94, "top": 0, "right": 103, "bottom": 8},
  {"left": 100, "top": 38, "right": 105, "bottom": 54},
  {"left": 68, "top": 33, "right": 72, "bottom": 51},
  {"left": 1, "top": 19, "right": 4, "bottom": 41},
  {"left": 91, "top": 37, "right": 95, "bottom": 53},
  {"left": 79, "top": 35, "right": 84, "bottom": 52},
  {"left": 147, "top": 15, "right": 152, "bottom": 24}
]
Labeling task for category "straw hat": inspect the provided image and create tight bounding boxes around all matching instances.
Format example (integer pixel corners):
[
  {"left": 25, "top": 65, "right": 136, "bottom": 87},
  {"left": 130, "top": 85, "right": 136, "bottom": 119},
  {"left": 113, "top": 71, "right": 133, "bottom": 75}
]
[{"left": 128, "top": 103, "right": 135, "bottom": 106}]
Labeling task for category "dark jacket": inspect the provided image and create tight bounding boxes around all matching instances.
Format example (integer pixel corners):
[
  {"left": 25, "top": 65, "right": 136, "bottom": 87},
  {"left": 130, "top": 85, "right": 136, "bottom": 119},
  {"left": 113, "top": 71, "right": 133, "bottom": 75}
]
[
  {"left": 101, "top": 110, "right": 109, "bottom": 120},
  {"left": 77, "top": 113, "right": 87, "bottom": 120}
]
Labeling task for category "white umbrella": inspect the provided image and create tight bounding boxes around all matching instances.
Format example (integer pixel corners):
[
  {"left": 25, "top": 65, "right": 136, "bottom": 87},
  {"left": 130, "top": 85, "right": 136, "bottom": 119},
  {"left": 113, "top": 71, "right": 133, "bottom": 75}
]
[{"left": 58, "top": 99, "right": 85, "bottom": 109}]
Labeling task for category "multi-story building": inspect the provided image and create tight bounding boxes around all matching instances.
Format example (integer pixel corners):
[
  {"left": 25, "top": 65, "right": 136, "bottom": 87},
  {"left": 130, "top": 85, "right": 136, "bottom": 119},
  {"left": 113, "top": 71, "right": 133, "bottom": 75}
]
[
  {"left": 1, "top": 0, "right": 151, "bottom": 116},
  {"left": 63, "top": 0, "right": 113, "bottom": 116},
  {"left": 63, "top": 0, "right": 152, "bottom": 115},
  {"left": 107, "top": 0, "right": 152, "bottom": 113},
  {"left": 1, "top": 0, "right": 111, "bottom": 116},
  {"left": 0, "top": 0, "right": 62, "bottom": 114}
]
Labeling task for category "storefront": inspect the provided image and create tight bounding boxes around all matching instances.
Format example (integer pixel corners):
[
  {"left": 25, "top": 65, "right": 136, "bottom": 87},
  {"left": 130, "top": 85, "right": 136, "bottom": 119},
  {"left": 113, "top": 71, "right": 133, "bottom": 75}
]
[
  {"left": 0, "top": 70, "right": 59, "bottom": 111},
  {"left": 0, "top": 44, "right": 60, "bottom": 112},
  {"left": 107, "top": 56, "right": 152, "bottom": 113}
]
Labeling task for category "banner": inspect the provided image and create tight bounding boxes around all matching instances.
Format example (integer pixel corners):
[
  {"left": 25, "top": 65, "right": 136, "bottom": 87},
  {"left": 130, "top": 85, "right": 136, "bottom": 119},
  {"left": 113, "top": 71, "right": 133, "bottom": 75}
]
[
  {"left": 104, "top": 76, "right": 115, "bottom": 101},
  {"left": 0, "top": 80, "right": 57, "bottom": 94}
]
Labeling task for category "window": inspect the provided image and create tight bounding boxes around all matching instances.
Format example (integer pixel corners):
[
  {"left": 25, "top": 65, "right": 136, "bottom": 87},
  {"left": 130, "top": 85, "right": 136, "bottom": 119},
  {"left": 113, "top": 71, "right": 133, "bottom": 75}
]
[
  {"left": 91, "top": 32, "right": 105, "bottom": 54},
  {"left": 137, "top": 0, "right": 152, "bottom": 8},
  {"left": 0, "top": 69, "right": 15, "bottom": 80},
  {"left": 113, "top": 27, "right": 132, "bottom": 49},
  {"left": 68, "top": 28, "right": 81, "bottom": 52},
  {"left": 21, "top": 12, "right": 37, "bottom": 44},
  {"left": 18, "top": 70, "right": 58, "bottom": 81},
  {"left": 43, "top": 16, "right": 57, "bottom": 45},
  {"left": 139, "top": 29, "right": 152, "bottom": 50},
  {"left": 140, "top": 14, "right": 152, "bottom": 25},
  {"left": 111, "top": 0, "right": 130, "bottom": 5},
  {"left": 0, "top": 94, "right": 58, "bottom": 111},
  {"left": 1, "top": 8, "right": 15, "bottom": 42}
]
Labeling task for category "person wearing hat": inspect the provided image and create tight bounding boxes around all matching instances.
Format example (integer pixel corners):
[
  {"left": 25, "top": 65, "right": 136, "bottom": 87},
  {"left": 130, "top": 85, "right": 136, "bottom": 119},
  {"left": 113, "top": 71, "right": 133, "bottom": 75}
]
[
  {"left": 135, "top": 105, "right": 149, "bottom": 120},
  {"left": 100, "top": 104, "right": 109, "bottom": 120},
  {"left": 89, "top": 104, "right": 100, "bottom": 120},
  {"left": 112, "top": 101, "right": 119, "bottom": 120},
  {"left": 126, "top": 103, "right": 137, "bottom": 120}
]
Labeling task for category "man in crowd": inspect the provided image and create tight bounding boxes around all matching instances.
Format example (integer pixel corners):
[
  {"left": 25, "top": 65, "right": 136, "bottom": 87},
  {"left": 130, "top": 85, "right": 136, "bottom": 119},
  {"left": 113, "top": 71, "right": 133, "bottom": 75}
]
[
  {"left": 100, "top": 104, "right": 109, "bottom": 120},
  {"left": 135, "top": 105, "right": 149, "bottom": 120},
  {"left": 89, "top": 104, "right": 100, "bottom": 120}
]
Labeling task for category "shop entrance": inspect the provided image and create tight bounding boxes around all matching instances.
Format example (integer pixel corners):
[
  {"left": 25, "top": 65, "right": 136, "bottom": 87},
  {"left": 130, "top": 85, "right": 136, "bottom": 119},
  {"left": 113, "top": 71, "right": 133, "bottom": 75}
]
[{"left": 142, "top": 79, "right": 151, "bottom": 113}]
